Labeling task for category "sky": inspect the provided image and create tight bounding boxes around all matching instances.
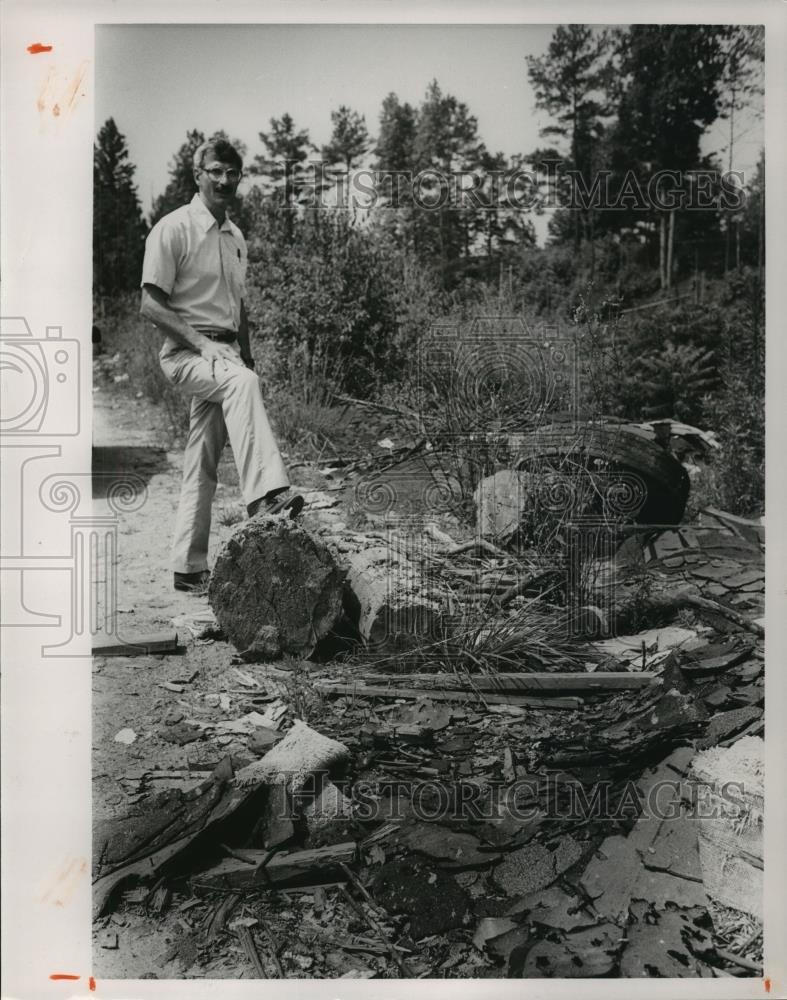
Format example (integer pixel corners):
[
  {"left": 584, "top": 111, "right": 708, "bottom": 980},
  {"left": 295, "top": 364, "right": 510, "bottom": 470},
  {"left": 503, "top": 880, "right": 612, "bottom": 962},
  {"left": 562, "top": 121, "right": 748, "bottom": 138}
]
[
  {"left": 97, "top": 24, "right": 555, "bottom": 214},
  {"left": 96, "top": 23, "right": 764, "bottom": 224}
]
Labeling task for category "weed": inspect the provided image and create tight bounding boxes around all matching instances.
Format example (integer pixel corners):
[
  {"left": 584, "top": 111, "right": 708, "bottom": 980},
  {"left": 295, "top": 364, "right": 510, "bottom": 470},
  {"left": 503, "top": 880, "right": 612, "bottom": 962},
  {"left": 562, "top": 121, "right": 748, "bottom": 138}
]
[{"left": 216, "top": 503, "right": 245, "bottom": 528}]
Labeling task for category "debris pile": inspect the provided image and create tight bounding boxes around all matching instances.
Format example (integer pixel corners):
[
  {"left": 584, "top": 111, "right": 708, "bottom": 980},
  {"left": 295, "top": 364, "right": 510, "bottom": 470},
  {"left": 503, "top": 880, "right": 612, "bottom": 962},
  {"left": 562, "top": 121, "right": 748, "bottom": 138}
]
[
  {"left": 93, "top": 423, "right": 766, "bottom": 979},
  {"left": 95, "top": 605, "right": 764, "bottom": 978}
]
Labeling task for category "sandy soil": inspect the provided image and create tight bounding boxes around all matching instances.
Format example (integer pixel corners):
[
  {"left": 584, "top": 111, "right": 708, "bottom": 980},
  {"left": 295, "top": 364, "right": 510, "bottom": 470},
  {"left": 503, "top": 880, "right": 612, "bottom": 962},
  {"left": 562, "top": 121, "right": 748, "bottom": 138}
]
[{"left": 92, "top": 379, "right": 301, "bottom": 977}]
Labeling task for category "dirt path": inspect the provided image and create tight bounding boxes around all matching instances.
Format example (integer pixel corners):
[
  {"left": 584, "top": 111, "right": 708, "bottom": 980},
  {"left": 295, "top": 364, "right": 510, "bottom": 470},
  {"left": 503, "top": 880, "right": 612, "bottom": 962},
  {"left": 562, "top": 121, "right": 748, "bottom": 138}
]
[{"left": 91, "top": 383, "right": 287, "bottom": 978}]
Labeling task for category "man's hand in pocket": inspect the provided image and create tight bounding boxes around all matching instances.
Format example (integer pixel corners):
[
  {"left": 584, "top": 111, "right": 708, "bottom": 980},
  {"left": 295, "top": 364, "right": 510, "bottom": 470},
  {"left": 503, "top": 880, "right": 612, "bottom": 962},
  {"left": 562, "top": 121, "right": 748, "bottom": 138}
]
[{"left": 200, "top": 339, "right": 244, "bottom": 376}]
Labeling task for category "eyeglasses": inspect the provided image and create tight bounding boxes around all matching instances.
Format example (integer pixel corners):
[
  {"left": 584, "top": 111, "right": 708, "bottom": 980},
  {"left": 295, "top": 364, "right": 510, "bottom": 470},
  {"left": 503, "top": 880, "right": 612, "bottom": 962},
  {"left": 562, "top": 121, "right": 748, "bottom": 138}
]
[{"left": 201, "top": 167, "right": 242, "bottom": 183}]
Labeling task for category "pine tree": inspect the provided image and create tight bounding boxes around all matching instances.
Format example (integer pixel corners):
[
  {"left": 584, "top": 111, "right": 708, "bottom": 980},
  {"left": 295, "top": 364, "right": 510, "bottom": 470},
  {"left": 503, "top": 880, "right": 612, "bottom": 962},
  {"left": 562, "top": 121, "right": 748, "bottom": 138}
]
[
  {"left": 93, "top": 118, "right": 148, "bottom": 296},
  {"left": 526, "top": 26, "right": 615, "bottom": 265},
  {"left": 374, "top": 93, "right": 417, "bottom": 173},
  {"left": 371, "top": 93, "right": 418, "bottom": 242},
  {"left": 611, "top": 26, "right": 728, "bottom": 288},
  {"left": 252, "top": 113, "right": 314, "bottom": 208},
  {"left": 526, "top": 26, "right": 614, "bottom": 174},
  {"left": 410, "top": 80, "right": 487, "bottom": 286},
  {"left": 321, "top": 105, "right": 370, "bottom": 171}
]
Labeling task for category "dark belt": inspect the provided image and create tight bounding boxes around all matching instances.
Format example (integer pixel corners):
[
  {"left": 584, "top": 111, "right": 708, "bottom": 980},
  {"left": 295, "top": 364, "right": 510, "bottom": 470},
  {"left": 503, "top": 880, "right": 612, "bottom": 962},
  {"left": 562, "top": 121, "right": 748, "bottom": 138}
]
[{"left": 199, "top": 329, "right": 237, "bottom": 343}]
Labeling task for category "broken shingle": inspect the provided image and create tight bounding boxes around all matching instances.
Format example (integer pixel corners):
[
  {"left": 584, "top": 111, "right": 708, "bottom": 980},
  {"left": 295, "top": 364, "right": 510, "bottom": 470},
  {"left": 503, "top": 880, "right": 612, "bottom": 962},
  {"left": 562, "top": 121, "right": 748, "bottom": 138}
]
[
  {"left": 641, "top": 815, "right": 702, "bottom": 882},
  {"left": 516, "top": 922, "right": 622, "bottom": 978},
  {"left": 620, "top": 902, "right": 715, "bottom": 977}
]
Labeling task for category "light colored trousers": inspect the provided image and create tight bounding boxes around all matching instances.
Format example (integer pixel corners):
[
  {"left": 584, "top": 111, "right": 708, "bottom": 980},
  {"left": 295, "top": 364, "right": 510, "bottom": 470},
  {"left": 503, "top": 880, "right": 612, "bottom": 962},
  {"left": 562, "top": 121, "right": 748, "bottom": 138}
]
[{"left": 160, "top": 342, "right": 289, "bottom": 573}]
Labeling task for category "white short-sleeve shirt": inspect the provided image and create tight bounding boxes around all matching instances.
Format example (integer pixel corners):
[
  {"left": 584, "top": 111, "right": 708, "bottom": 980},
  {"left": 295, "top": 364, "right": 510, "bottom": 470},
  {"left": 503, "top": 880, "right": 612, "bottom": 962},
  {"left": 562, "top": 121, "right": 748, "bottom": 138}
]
[{"left": 141, "top": 194, "right": 248, "bottom": 336}]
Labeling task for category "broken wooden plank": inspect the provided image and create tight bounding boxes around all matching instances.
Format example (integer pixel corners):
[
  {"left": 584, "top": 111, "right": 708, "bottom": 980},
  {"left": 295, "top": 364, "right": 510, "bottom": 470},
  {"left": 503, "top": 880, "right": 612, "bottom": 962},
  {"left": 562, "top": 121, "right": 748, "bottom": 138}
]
[
  {"left": 715, "top": 947, "right": 762, "bottom": 973},
  {"left": 192, "top": 842, "right": 358, "bottom": 890},
  {"left": 670, "top": 594, "right": 764, "bottom": 638},
  {"left": 357, "top": 671, "right": 657, "bottom": 693},
  {"left": 92, "top": 629, "right": 179, "bottom": 656},
  {"left": 93, "top": 832, "right": 196, "bottom": 918},
  {"left": 237, "top": 925, "right": 269, "bottom": 978},
  {"left": 314, "top": 682, "right": 581, "bottom": 710},
  {"left": 699, "top": 507, "right": 765, "bottom": 548},
  {"left": 361, "top": 722, "right": 434, "bottom": 748}
]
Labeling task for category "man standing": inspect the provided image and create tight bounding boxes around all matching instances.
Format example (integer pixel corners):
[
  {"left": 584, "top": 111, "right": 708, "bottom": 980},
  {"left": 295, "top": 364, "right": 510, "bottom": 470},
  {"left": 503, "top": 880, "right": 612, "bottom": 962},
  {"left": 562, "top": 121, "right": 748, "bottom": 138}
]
[{"left": 140, "top": 138, "right": 303, "bottom": 593}]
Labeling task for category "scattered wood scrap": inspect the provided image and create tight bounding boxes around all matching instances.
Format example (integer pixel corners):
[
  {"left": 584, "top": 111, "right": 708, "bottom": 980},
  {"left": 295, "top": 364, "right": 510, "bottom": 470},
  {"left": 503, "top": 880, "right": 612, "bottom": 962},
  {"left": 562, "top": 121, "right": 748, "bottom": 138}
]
[
  {"left": 659, "top": 592, "right": 764, "bottom": 638},
  {"left": 314, "top": 681, "right": 582, "bottom": 710},
  {"left": 192, "top": 842, "right": 358, "bottom": 891},
  {"left": 92, "top": 629, "right": 178, "bottom": 656},
  {"left": 237, "top": 925, "right": 268, "bottom": 978},
  {"left": 356, "top": 671, "right": 657, "bottom": 693}
]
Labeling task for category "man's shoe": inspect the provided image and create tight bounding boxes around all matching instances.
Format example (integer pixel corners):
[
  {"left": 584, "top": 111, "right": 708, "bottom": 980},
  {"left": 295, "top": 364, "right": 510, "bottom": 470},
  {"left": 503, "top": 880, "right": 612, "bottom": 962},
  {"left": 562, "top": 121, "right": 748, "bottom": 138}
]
[
  {"left": 174, "top": 570, "right": 210, "bottom": 593},
  {"left": 247, "top": 491, "right": 305, "bottom": 520}
]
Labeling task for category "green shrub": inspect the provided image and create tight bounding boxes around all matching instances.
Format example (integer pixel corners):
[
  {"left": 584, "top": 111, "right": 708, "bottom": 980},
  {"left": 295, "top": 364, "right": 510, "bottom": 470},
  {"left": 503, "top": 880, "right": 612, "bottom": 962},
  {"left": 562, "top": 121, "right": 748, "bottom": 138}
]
[{"left": 244, "top": 204, "right": 445, "bottom": 397}]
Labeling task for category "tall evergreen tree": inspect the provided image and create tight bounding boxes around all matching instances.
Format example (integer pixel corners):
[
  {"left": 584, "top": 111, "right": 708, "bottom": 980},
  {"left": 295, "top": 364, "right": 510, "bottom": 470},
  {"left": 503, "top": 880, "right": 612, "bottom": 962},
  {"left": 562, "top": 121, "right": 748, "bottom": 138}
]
[
  {"left": 374, "top": 92, "right": 417, "bottom": 174},
  {"left": 526, "top": 26, "right": 615, "bottom": 265},
  {"left": 371, "top": 93, "right": 418, "bottom": 242},
  {"left": 93, "top": 118, "right": 148, "bottom": 296},
  {"left": 611, "top": 25, "right": 727, "bottom": 288},
  {"left": 321, "top": 105, "right": 370, "bottom": 171},
  {"left": 252, "top": 113, "right": 314, "bottom": 207},
  {"left": 526, "top": 26, "right": 614, "bottom": 176},
  {"left": 410, "top": 80, "right": 487, "bottom": 286}
]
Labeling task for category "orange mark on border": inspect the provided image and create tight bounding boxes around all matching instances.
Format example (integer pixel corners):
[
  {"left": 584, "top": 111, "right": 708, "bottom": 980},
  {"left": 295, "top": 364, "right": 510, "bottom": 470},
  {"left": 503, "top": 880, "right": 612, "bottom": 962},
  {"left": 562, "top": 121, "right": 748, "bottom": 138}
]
[
  {"left": 50, "top": 973, "right": 80, "bottom": 981},
  {"left": 89, "top": 976, "right": 97, "bottom": 991},
  {"left": 28, "top": 42, "right": 53, "bottom": 54},
  {"left": 764, "top": 978, "right": 771, "bottom": 993}
]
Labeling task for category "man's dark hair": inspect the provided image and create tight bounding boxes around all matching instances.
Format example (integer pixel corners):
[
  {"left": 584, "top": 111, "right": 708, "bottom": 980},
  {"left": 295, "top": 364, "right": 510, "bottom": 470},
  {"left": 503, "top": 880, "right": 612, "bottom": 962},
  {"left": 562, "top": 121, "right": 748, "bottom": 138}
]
[{"left": 193, "top": 138, "right": 243, "bottom": 172}]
